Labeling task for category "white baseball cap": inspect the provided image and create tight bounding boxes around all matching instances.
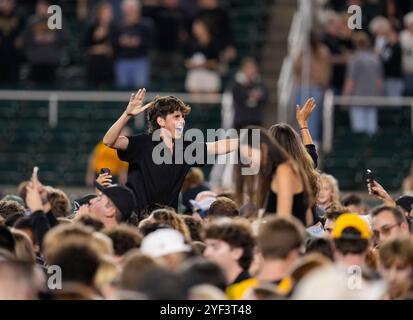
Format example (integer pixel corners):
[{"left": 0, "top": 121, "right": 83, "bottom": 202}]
[{"left": 141, "top": 229, "right": 191, "bottom": 258}]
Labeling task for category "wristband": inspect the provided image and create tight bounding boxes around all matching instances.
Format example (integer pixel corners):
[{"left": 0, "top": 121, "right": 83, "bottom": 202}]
[{"left": 300, "top": 127, "right": 309, "bottom": 130}]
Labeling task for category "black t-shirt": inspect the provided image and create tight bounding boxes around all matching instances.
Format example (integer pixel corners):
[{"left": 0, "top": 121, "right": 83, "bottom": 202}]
[
  {"left": 153, "top": 6, "right": 187, "bottom": 52},
  {"left": 322, "top": 33, "right": 353, "bottom": 89},
  {"left": 380, "top": 42, "right": 403, "bottom": 78},
  {"left": 195, "top": 7, "right": 233, "bottom": 50},
  {"left": 185, "top": 38, "right": 220, "bottom": 68},
  {"left": 0, "top": 9, "right": 25, "bottom": 60},
  {"left": 117, "top": 134, "right": 208, "bottom": 214},
  {"left": 114, "top": 18, "right": 155, "bottom": 58}
]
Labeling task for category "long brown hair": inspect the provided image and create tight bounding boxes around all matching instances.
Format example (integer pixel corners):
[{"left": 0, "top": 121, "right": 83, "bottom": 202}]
[
  {"left": 269, "top": 123, "right": 320, "bottom": 200},
  {"left": 234, "top": 126, "right": 313, "bottom": 210}
]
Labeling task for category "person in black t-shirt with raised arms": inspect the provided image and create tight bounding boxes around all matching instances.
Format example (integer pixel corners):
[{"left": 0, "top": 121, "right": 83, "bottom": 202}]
[{"left": 103, "top": 88, "right": 239, "bottom": 217}]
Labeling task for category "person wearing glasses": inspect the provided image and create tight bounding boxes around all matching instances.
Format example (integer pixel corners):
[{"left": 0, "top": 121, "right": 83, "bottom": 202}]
[{"left": 371, "top": 205, "right": 410, "bottom": 246}]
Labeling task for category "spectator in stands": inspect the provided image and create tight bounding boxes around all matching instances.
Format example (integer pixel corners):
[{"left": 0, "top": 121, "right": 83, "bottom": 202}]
[
  {"left": 382, "top": 0, "right": 404, "bottom": 31},
  {"left": 321, "top": 11, "right": 353, "bottom": 94},
  {"left": 371, "top": 205, "right": 410, "bottom": 246},
  {"left": 114, "top": 0, "right": 155, "bottom": 88},
  {"left": 343, "top": 31, "right": 383, "bottom": 135},
  {"left": 232, "top": 57, "right": 268, "bottom": 130},
  {"left": 78, "top": 0, "right": 122, "bottom": 23},
  {"left": 332, "top": 213, "right": 372, "bottom": 269},
  {"left": 84, "top": 1, "right": 116, "bottom": 87},
  {"left": 370, "top": 17, "right": 404, "bottom": 97},
  {"left": 152, "top": 0, "right": 188, "bottom": 74},
  {"left": 185, "top": 17, "right": 221, "bottom": 93},
  {"left": 203, "top": 218, "right": 256, "bottom": 300},
  {"left": 22, "top": 0, "right": 69, "bottom": 85},
  {"left": 400, "top": 12, "right": 413, "bottom": 96},
  {"left": 195, "top": 0, "right": 236, "bottom": 64},
  {"left": 402, "top": 161, "right": 413, "bottom": 194},
  {"left": 318, "top": 173, "right": 340, "bottom": 211},
  {"left": 379, "top": 236, "right": 413, "bottom": 300},
  {"left": 181, "top": 167, "right": 210, "bottom": 214},
  {"left": 257, "top": 216, "right": 305, "bottom": 297},
  {"left": 0, "top": 0, "right": 24, "bottom": 84},
  {"left": 293, "top": 31, "right": 331, "bottom": 145},
  {"left": 85, "top": 127, "right": 130, "bottom": 188}
]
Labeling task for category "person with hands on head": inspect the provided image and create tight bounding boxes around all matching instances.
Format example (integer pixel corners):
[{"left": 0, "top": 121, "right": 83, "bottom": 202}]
[{"left": 103, "top": 88, "right": 239, "bottom": 216}]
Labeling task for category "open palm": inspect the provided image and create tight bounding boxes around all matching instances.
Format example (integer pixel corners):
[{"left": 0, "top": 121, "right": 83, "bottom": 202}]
[
  {"left": 126, "top": 88, "right": 151, "bottom": 116},
  {"left": 296, "top": 97, "right": 316, "bottom": 127}
]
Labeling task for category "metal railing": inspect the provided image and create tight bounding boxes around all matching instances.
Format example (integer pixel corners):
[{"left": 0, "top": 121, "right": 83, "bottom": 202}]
[
  {"left": 322, "top": 90, "right": 413, "bottom": 153},
  {"left": 277, "top": 0, "right": 312, "bottom": 123},
  {"left": 0, "top": 90, "right": 223, "bottom": 128}
]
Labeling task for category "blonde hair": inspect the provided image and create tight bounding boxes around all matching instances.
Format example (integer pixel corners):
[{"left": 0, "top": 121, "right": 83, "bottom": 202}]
[
  {"left": 150, "top": 209, "right": 191, "bottom": 241},
  {"left": 43, "top": 224, "right": 113, "bottom": 265},
  {"left": 319, "top": 173, "right": 340, "bottom": 205},
  {"left": 94, "top": 256, "right": 119, "bottom": 294}
]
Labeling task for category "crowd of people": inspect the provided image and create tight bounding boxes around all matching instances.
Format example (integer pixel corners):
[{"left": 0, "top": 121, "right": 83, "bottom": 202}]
[
  {"left": 293, "top": 0, "right": 413, "bottom": 144},
  {"left": 0, "top": 0, "right": 237, "bottom": 92},
  {"left": 1, "top": 88, "right": 413, "bottom": 300}
]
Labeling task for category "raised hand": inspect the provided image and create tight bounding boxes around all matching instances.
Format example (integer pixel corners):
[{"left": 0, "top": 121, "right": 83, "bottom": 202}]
[
  {"left": 26, "top": 181, "right": 43, "bottom": 213},
  {"left": 368, "top": 180, "right": 395, "bottom": 205},
  {"left": 96, "top": 172, "right": 113, "bottom": 187},
  {"left": 125, "top": 88, "right": 151, "bottom": 117},
  {"left": 296, "top": 97, "right": 316, "bottom": 128}
]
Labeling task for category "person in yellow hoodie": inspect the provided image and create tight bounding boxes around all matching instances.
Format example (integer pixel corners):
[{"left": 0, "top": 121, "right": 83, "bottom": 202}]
[
  {"left": 85, "top": 127, "right": 131, "bottom": 187},
  {"left": 203, "top": 218, "right": 257, "bottom": 300}
]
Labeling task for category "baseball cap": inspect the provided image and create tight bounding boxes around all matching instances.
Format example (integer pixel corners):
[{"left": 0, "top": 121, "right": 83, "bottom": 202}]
[
  {"left": 141, "top": 228, "right": 191, "bottom": 258},
  {"left": 73, "top": 194, "right": 97, "bottom": 212},
  {"left": 395, "top": 196, "right": 413, "bottom": 213},
  {"left": 190, "top": 196, "right": 216, "bottom": 218},
  {"left": 332, "top": 213, "right": 371, "bottom": 240},
  {"left": 1, "top": 195, "right": 25, "bottom": 207},
  {"left": 95, "top": 183, "right": 136, "bottom": 222}
]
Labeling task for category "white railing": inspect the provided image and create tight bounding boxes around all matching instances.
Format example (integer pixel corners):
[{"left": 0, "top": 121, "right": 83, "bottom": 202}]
[
  {"left": 322, "top": 90, "right": 413, "bottom": 153},
  {"left": 277, "top": 0, "right": 312, "bottom": 123},
  {"left": 0, "top": 90, "right": 222, "bottom": 128}
]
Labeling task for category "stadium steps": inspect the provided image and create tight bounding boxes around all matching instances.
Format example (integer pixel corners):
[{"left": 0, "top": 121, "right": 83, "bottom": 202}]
[{"left": 323, "top": 108, "right": 413, "bottom": 191}]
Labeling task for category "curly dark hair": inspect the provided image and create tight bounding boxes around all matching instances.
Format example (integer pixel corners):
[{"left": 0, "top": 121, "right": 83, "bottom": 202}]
[
  {"left": 146, "top": 96, "right": 191, "bottom": 134},
  {"left": 204, "top": 218, "right": 256, "bottom": 270}
]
